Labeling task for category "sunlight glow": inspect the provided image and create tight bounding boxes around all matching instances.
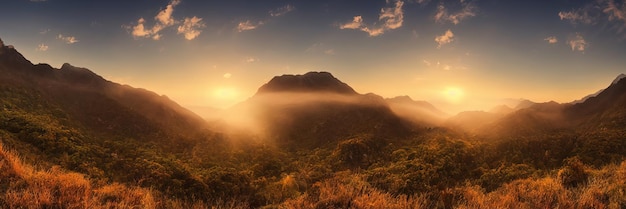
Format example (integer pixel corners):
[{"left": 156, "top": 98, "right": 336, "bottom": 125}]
[
  {"left": 444, "top": 87, "right": 464, "bottom": 103},
  {"left": 214, "top": 87, "right": 238, "bottom": 100}
]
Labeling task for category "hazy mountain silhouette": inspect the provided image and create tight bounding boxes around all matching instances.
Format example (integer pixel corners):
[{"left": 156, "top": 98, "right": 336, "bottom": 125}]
[
  {"left": 385, "top": 95, "right": 448, "bottom": 126},
  {"left": 445, "top": 111, "right": 501, "bottom": 132}
]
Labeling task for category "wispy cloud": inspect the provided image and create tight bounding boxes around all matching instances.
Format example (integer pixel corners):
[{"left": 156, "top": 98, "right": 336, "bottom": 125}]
[
  {"left": 544, "top": 36, "right": 558, "bottom": 44},
  {"left": 223, "top": 73, "right": 232, "bottom": 79},
  {"left": 305, "top": 43, "right": 336, "bottom": 55},
  {"left": 236, "top": 5, "right": 296, "bottom": 32},
  {"left": 559, "top": 0, "right": 626, "bottom": 36},
  {"left": 435, "top": 29, "right": 454, "bottom": 48},
  {"left": 558, "top": 10, "right": 595, "bottom": 25},
  {"left": 177, "top": 16, "right": 205, "bottom": 40},
  {"left": 568, "top": 33, "right": 588, "bottom": 52},
  {"left": 603, "top": 0, "right": 626, "bottom": 33},
  {"left": 270, "top": 4, "right": 295, "bottom": 17},
  {"left": 36, "top": 44, "right": 48, "bottom": 51},
  {"left": 57, "top": 34, "right": 79, "bottom": 44},
  {"left": 246, "top": 57, "right": 259, "bottom": 63},
  {"left": 434, "top": 1, "right": 476, "bottom": 25},
  {"left": 39, "top": 29, "right": 51, "bottom": 34},
  {"left": 237, "top": 20, "right": 264, "bottom": 32},
  {"left": 423, "top": 59, "right": 461, "bottom": 71},
  {"left": 339, "top": 0, "right": 405, "bottom": 37},
  {"left": 126, "top": 0, "right": 204, "bottom": 40}
]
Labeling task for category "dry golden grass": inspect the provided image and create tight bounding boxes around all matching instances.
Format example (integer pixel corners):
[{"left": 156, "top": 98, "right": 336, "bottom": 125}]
[
  {"left": 457, "top": 161, "right": 626, "bottom": 209},
  {"left": 281, "top": 173, "right": 425, "bottom": 209},
  {"left": 0, "top": 142, "right": 247, "bottom": 209}
]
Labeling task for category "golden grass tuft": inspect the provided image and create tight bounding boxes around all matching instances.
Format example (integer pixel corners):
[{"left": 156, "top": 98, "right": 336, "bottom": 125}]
[{"left": 281, "top": 173, "right": 425, "bottom": 209}]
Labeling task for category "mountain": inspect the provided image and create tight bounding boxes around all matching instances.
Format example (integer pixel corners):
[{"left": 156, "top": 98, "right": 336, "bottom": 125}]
[
  {"left": 489, "top": 105, "right": 514, "bottom": 115},
  {"left": 385, "top": 95, "right": 448, "bottom": 126},
  {"left": 571, "top": 74, "right": 626, "bottom": 104},
  {"left": 0, "top": 39, "right": 214, "bottom": 200},
  {"left": 566, "top": 74, "right": 626, "bottom": 129},
  {"left": 0, "top": 41, "right": 206, "bottom": 142},
  {"left": 223, "top": 72, "right": 416, "bottom": 149},
  {"left": 256, "top": 71, "right": 357, "bottom": 94}
]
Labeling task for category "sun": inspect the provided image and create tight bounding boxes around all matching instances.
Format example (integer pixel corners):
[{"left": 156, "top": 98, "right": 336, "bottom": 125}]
[
  {"left": 443, "top": 87, "right": 464, "bottom": 103},
  {"left": 214, "top": 87, "right": 238, "bottom": 100}
]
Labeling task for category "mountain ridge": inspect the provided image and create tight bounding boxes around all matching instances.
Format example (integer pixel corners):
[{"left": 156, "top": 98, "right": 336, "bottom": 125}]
[{"left": 256, "top": 71, "right": 357, "bottom": 95}]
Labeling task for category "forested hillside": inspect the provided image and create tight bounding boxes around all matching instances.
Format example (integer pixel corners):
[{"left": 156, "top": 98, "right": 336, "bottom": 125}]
[{"left": 1, "top": 39, "right": 626, "bottom": 208}]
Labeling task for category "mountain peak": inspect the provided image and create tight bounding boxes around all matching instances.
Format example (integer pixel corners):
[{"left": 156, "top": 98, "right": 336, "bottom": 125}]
[
  {"left": 256, "top": 71, "right": 357, "bottom": 95},
  {"left": 612, "top": 73, "right": 626, "bottom": 85},
  {"left": 388, "top": 95, "right": 414, "bottom": 103}
]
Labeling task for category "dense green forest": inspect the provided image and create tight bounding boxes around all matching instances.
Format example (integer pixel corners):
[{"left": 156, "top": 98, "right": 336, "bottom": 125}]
[{"left": 1, "top": 40, "right": 626, "bottom": 208}]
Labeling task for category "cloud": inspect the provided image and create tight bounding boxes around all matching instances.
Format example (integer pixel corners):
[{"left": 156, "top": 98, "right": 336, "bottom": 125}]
[
  {"left": 237, "top": 20, "right": 264, "bottom": 32},
  {"left": 379, "top": 0, "right": 404, "bottom": 29},
  {"left": 435, "top": 29, "right": 454, "bottom": 48},
  {"left": 558, "top": 0, "right": 626, "bottom": 36},
  {"left": 36, "top": 44, "right": 48, "bottom": 51},
  {"left": 568, "top": 33, "right": 588, "bottom": 52},
  {"left": 223, "top": 73, "right": 232, "bottom": 79},
  {"left": 324, "top": 49, "right": 336, "bottom": 55},
  {"left": 558, "top": 10, "right": 595, "bottom": 25},
  {"left": 339, "top": 0, "right": 405, "bottom": 37},
  {"left": 177, "top": 16, "right": 205, "bottom": 40},
  {"left": 39, "top": 29, "right": 51, "bottom": 34},
  {"left": 603, "top": 0, "right": 626, "bottom": 33},
  {"left": 434, "top": 1, "right": 476, "bottom": 25},
  {"left": 423, "top": 60, "right": 432, "bottom": 66},
  {"left": 544, "top": 36, "right": 558, "bottom": 44},
  {"left": 414, "top": 0, "right": 431, "bottom": 5},
  {"left": 339, "top": 16, "right": 363, "bottom": 29},
  {"left": 57, "top": 34, "right": 79, "bottom": 44},
  {"left": 130, "top": 18, "right": 151, "bottom": 38},
  {"left": 126, "top": 0, "right": 204, "bottom": 40},
  {"left": 270, "top": 4, "right": 295, "bottom": 17},
  {"left": 246, "top": 57, "right": 259, "bottom": 62},
  {"left": 155, "top": 2, "right": 178, "bottom": 27}
]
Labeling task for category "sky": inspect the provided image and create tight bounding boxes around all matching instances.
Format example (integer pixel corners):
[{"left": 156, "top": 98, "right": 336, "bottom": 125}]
[{"left": 1, "top": 0, "right": 626, "bottom": 114}]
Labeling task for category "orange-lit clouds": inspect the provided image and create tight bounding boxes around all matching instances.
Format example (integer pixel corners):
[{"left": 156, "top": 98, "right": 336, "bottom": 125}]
[
  {"left": 339, "top": 0, "right": 404, "bottom": 37},
  {"left": 127, "top": 0, "right": 204, "bottom": 40},
  {"left": 434, "top": 1, "right": 476, "bottom": 25},
  {"left": 57, "top": 34, "right": 78, "bottom": 44},
  {"left": 568, "top": 33, "right": 587, "bottom": 52},
  {"left": 544, "top": 36, "right": 558, "bottom": 44},
  {"left": 435, "top": 30, "right": 454, "bottom": 48},
  {"left": 177, "top": 16, "right": 205, "bottom": 40}
]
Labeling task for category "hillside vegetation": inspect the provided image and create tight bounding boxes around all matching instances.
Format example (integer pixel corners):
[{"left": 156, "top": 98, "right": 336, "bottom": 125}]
[{"left": 1, "top": 40, "right": 626, "bottom": 208}]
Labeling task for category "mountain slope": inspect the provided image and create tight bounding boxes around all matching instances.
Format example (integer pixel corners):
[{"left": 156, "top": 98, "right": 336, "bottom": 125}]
[
  {"left": 224, "top": 72, "right": 416, "bottom": 149},
  {"left": 385, "top": 96, "right": 448, "bottom": 126},
  {"left": 0, "top": 38, "right": 214, "bottom": 200},
  {"left": 566, "top": 74, "right": 626, "bottom": 129},
  {"left": 0, "top": 40, "right": 206, "bottom": 142}
]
